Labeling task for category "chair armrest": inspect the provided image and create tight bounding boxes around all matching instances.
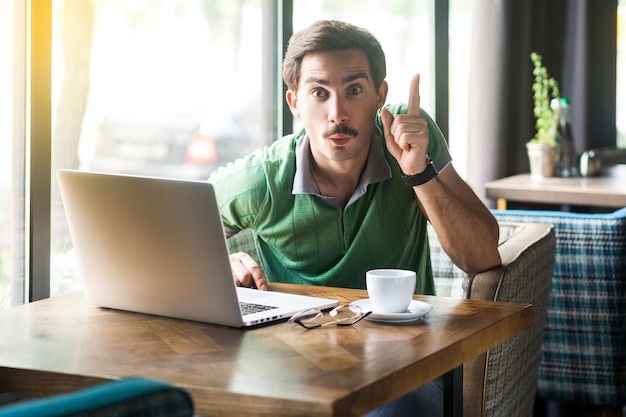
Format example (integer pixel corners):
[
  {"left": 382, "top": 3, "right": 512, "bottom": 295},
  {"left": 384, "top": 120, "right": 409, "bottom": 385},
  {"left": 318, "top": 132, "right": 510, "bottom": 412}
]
[
  {"left": 463, "top": 221, "right": 555, "bottom": 417},
  {"left": 469, "top": 222, "right": 554, "bottom": 300}
]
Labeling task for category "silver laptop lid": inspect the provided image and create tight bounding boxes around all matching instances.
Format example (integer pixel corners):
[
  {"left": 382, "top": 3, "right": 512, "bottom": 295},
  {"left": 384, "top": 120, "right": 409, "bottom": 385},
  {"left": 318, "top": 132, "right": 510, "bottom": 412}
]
[{"left": 57, "top": 170, "right": 338, "bottom": 327}]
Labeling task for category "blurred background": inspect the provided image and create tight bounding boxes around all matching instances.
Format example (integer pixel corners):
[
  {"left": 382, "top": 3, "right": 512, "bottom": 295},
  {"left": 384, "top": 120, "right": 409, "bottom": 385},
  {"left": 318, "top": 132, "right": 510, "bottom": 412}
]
[{"left": 1, "top": 0, "right": 624, "bottom": 308}]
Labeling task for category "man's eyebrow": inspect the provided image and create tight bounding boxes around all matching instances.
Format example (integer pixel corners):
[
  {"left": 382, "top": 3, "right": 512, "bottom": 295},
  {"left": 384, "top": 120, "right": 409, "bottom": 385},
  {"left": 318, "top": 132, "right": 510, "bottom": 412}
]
[
  {"left": 303, "top": 76, "right": 329, "bottom": 86},
  {"left": 343, "top": 72, "right": 369, "bottom": 84},
  {"left": 303, "top": 72, "right": 370, "bottom": 86}
]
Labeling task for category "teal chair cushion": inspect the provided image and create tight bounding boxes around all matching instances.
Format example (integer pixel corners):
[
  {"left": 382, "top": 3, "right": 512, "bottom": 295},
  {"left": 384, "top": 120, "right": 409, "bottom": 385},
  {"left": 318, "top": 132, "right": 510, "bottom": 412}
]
[{"left": 0, "top": 377, "right": 193, "bottom": 417}]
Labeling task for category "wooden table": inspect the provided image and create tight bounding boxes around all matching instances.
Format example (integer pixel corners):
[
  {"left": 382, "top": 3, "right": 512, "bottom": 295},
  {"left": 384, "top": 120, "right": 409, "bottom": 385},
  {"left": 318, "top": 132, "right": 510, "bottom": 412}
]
[
  {"left": 485, "top": 167, "right": 626, "bottom": 210},
  {"left": 0, "top": 284, "right": 533, "bottom": 417}
]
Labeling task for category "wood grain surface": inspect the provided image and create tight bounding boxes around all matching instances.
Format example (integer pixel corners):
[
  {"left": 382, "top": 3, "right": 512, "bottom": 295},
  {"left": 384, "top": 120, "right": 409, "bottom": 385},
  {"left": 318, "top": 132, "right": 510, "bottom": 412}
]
[{"left": 0, "top": 283, "right": 532, "bottom": 417}]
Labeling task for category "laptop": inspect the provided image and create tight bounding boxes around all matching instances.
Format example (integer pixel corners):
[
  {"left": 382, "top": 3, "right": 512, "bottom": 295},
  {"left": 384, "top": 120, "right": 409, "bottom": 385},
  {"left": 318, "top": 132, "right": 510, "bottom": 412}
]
[{"left": 57, "top": 170, "right": 338, "bottom": 327}]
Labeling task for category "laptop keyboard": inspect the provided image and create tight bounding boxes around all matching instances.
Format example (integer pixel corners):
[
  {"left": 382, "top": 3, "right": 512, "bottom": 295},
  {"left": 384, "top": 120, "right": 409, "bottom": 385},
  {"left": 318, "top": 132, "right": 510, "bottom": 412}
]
[{"left": 240, "top": 301, "right": 279, "bottom": 316}]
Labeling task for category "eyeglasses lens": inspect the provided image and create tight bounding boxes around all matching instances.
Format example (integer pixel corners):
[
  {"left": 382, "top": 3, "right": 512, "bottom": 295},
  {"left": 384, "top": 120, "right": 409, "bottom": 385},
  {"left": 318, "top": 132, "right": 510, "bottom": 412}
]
[{"left": 289, "top": 305, "right": 368, "bottom": 329}]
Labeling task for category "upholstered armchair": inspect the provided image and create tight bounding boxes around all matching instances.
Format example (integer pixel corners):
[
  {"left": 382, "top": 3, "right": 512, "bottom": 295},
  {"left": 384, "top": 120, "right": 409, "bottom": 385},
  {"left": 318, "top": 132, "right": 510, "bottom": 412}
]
[
  {"left": 492, "top": 208, "right": 626, "bottom": 416},
  {"left": 429, "top": 221, "right": 555, "bottom": 417}
]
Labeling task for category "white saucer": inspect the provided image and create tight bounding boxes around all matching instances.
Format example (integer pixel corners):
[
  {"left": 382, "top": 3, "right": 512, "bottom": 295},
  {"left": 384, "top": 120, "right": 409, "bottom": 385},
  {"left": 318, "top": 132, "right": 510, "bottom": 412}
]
[{"left": 350, "top": 299, "right": 433, "bottom": 323}]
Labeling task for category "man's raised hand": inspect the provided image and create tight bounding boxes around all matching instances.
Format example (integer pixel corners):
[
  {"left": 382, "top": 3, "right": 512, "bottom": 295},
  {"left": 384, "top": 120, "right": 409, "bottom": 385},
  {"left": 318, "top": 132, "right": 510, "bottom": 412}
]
[{"left": 381, "top": 74, "right": 430, "bottom": 176}]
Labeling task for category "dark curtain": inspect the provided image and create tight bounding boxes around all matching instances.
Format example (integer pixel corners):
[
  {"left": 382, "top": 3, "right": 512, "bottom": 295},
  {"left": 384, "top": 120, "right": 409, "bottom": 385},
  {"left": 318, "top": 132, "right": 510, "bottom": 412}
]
[{"left": 466, "top": 0, "right": 617, "bottom": 203}]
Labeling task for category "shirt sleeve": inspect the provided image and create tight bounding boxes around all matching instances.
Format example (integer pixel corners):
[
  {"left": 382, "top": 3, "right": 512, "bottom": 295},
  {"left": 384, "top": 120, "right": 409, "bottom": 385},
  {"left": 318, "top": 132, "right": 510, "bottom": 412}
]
[{"left": 207, "top": 152, "right": 268, "bottom": 234}]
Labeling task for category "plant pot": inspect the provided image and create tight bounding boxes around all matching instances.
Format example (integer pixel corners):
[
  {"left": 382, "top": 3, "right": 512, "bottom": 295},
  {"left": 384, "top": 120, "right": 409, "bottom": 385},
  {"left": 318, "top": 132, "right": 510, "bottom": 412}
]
[{"left": 526, "top": 143, "right": 557, "bottom": 178}]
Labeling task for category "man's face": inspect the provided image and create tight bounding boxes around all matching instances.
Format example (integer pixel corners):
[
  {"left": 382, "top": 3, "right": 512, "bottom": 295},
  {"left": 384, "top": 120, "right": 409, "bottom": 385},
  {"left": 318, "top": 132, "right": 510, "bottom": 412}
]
[{"left": 286, "top": 49, "right": 387, "bottom": 164}]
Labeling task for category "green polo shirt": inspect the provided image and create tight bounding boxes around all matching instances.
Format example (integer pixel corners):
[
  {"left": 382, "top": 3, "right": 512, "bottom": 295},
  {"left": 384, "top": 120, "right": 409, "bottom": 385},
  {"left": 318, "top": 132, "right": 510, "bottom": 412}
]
[{"left": 209, "top": 103, "right": 450, "bottom": 295}]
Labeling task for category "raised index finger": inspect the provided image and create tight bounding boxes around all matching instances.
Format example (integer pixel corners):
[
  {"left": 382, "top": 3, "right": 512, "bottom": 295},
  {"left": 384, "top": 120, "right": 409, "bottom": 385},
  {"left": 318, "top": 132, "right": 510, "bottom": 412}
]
[{"left": 407, "top": 73, "right": 421, "bottom": 117}]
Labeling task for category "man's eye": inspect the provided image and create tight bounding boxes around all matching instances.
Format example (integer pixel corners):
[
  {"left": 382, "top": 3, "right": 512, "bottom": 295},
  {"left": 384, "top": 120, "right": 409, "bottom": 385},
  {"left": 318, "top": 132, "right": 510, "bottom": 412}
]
[
  {"left": 348, "top": 85, "right": 363, "bottom": 95},
  {"left": 312, "top": 89, "right": 328, "bottom": 98}
]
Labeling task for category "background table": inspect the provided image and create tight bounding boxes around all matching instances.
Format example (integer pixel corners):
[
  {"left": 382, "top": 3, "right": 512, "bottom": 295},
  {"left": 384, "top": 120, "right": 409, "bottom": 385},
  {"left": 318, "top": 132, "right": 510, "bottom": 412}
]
[
  {"left": 485, "top": 167, "right": 626, "bottom": 210},
  {"left": 0, "top": 284, "right": 532, "bottom": 417}
]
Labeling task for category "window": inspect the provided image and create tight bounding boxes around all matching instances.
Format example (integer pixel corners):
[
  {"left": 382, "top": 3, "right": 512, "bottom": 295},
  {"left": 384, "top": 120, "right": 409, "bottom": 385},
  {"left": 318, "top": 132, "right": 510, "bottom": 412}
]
[
  {"left": 0, "top": 1, "right": 12, "bottom": 308},
  {"left": 618, "top": 0, "right": 625, "bottom": 147},
  {"left": 50, "top": 0, "right": 266, "bottom": 296},
  {"left": 0, "top": 0, "right": 26, "bottom": 309}
]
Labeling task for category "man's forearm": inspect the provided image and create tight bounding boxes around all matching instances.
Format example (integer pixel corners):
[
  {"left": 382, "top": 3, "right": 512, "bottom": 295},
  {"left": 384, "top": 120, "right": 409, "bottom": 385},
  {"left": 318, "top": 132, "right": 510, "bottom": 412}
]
[{"left": 414, "top": 167, "right": 501, "bottom": 275}]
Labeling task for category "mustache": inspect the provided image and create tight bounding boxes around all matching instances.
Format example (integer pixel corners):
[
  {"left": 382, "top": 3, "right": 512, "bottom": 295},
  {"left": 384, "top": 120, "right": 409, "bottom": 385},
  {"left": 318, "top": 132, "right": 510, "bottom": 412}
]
[{"left": 322, "top": 124, "right": 358, "bottom": 139}]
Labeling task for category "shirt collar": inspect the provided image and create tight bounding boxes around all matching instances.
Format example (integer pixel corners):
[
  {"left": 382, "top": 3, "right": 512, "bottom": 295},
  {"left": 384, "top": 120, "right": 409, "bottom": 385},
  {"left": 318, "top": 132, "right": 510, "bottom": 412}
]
[{"left": 292, "top": 126, "right": 392, "bottom": 203}]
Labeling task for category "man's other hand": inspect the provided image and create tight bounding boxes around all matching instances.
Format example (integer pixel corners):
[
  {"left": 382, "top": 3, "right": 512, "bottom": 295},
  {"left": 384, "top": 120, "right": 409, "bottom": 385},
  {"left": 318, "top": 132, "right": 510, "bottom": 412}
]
[{"left": 229, "top": 252, "right": 268, "bottom": 291}]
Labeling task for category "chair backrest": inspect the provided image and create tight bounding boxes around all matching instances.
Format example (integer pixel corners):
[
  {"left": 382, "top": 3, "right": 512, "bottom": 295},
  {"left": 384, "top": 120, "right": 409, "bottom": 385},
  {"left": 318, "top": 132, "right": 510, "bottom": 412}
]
[
  {"left": 227, "top": 228, "right": 258, "bottom": 261},
  {"left": 430, "top": 221, "right": 556, "bottom": 417},
  {"left": 492, "top": 207, "right": 626, "bottom": 408}
]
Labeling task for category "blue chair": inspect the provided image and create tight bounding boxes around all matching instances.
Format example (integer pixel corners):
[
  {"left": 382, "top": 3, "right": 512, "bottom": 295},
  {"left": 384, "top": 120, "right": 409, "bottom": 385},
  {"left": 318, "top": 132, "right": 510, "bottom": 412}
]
[
  {"left": 0, "top": 377, "right": 193, "bottom": 417},
  {"left": 492, "top": 207, "right": 626, "bottom": 414}
]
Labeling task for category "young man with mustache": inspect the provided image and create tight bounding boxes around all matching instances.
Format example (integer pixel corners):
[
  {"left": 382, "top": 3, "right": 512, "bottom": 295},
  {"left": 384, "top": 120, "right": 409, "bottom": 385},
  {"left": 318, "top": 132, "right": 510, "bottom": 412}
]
[{"left": 209, "top": 19, "right": 501, "bottom": 417}]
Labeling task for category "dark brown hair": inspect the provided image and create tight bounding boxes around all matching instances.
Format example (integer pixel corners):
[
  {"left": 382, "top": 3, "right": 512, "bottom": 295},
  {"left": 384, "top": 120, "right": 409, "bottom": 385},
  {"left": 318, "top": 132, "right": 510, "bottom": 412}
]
[{"left": 282, "top": 20, "right": 387, "bottom": 92}]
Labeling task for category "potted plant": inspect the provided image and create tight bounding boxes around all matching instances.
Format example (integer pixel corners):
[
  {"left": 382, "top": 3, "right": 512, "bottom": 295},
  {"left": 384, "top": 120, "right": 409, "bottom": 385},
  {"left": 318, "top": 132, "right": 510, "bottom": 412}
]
[{"left": 527, "top": 51, "right": 560, "bottom": 178}]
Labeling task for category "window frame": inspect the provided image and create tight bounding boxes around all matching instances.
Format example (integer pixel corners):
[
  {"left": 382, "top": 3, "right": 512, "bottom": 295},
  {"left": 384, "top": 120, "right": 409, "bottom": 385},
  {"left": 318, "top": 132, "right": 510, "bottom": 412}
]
[{"left": 29, "top": 0, "right": 52, "bottom": 302}]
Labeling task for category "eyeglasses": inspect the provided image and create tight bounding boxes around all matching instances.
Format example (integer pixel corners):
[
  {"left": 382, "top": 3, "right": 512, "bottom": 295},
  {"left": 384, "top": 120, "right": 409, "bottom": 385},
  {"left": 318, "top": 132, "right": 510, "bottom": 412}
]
[{"left": 288, "top": 304, "right": 371, "bottom": 329}]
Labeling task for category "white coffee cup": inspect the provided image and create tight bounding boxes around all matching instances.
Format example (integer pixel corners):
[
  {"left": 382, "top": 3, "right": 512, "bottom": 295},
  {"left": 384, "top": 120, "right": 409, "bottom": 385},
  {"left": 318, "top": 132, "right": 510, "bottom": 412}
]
[{"left": 366, "top": 269, "right": 416, "bottom": 313}]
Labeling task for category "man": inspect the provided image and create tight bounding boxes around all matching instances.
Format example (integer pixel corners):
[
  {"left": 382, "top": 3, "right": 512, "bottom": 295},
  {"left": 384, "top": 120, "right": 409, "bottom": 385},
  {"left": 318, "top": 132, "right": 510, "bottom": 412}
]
[{"left": 209, "top": 20, "right": 501, "bottom": 416}]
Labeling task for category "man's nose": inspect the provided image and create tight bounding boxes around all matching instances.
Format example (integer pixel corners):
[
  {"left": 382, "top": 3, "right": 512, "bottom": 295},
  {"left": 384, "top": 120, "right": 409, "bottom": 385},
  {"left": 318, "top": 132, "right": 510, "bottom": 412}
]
[{"left": 328, "top": 95, "right": 349, "bottom": 124}]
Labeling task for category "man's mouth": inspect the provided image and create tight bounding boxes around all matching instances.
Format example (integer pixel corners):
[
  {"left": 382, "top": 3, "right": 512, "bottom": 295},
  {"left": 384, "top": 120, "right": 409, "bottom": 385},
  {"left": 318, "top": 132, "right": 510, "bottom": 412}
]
[
  {"left": 322, "top": 125, "right": 358, "bottom": 144},
  {"left": 328, "top": 136, "right": 351, "bottom": 146}
]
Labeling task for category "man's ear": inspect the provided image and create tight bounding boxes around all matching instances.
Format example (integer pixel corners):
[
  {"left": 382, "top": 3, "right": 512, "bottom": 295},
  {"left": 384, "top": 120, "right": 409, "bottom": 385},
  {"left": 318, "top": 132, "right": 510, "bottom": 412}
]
[
  {"left": 377, "top": 80, "right": 388, "bottom": 109},
  {"left": 285, "top": 90, "right": 300, "bottom": 117}
]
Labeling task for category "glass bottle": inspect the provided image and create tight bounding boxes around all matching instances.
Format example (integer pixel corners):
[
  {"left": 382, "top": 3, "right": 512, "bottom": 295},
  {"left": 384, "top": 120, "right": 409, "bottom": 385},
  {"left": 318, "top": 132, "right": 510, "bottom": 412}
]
[{"left": 552, "top": 97, "right": 578, "bottom": 177}]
